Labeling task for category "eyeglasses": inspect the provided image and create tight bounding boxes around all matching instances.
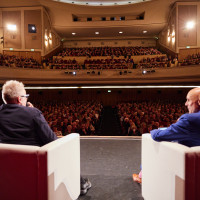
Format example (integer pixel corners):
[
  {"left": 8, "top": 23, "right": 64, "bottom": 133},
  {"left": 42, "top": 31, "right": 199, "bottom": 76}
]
[{"left": 21, "top": 94, "right": 30, "bottom": 99}]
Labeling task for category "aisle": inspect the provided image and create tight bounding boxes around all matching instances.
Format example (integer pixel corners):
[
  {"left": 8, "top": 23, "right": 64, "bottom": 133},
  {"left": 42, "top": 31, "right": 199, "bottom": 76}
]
[{"left": 98, "top": 106, "right": 122, "bottom": 136}]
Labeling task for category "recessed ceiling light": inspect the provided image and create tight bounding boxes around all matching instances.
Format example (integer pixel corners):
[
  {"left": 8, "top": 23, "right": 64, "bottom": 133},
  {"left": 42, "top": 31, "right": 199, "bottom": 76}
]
[
  {"left": 143, "top": 30, "right": 147, "bottom": 33},
  {"left": 119, "top": 31, "right": 123, "bottom": 34},
  {"left": 95, "top": 32, "right": 99, "bottom": 35},
  {"left": 72, "top": 32, "right": 76, "bottom": 35}
]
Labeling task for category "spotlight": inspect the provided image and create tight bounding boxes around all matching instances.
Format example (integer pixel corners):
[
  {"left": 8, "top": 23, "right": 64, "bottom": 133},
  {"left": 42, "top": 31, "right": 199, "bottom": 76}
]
[
  {"left": 142, "top": 70, "right": 147, "bottom": 74},
  {"left": 72, "top": 71, "right": 76, "bottom": 75}
]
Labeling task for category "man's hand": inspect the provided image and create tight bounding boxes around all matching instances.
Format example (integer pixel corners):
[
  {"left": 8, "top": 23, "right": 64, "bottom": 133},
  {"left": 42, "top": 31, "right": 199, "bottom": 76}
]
[{"left": 26, "top": 102, "right": 34, "bottom": 107}]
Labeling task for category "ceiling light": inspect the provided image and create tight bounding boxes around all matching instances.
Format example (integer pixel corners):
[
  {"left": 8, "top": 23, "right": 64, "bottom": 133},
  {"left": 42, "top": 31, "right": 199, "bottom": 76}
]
[
  {"left": 119, "top": 31, "right": 123, "bottom": 34},
  {"left": 95, "top": 32, "right": 99, "bottom": 35},
  {"left": 72, "top": 32, "right": 76, "bottom": 35},
  {"left": 186, "top": 21, "right": 195, "bottom": 29},
  {"left": 143, "top": 30, "right": 147, "bottom": 34}
]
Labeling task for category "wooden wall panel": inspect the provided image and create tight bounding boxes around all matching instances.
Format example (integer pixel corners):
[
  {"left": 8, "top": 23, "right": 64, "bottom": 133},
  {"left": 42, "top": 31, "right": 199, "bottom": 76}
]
[
  {"left": 24, "top": 10, "right": 42, "bottom": 49},
  {"left": 3, "top": 11, "right": 21, "bottom": 49},
  {"left": 26, "top": 88, "right": 188, "bottom": 106},
  {"left": 178, "top": 5, "right": 197, "bottom": 47}
]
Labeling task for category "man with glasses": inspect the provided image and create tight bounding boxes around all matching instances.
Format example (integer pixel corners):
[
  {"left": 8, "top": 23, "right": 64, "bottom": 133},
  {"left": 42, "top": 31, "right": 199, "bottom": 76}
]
[
  {"left": 0, "top": 80, "right": 57, "bottom": 146},
  {"left": 0, "top": 80, "right": 91, "bottom": 195}
]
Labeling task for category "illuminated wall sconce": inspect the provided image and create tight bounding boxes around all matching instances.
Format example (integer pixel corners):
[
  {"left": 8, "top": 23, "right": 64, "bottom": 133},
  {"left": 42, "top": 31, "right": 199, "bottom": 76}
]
[
  {"left": 45, "top": 34, "right": 48, "bottom": 46},
  {"left": 186, "top": 21, "right": 195, "bottom": 29},
  {"left": 171, "top": 31, "right": 175, "bottom": 43},
  {"left": 7, "top": 24, "right": 17, "bottom": 31},
  {"left": 44, "top": 31, "right": 53, "bottom": 46},
  {"left": 167, "top": 29, "right": 170, "bottom": 42},
  {"left": 49, "top": 32, "right": 52, "bottom": 45}
]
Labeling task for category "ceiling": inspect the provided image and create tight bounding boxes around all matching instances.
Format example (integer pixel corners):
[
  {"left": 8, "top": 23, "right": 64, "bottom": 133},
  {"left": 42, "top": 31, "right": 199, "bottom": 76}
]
[
  {"left": 52, "top": 0, "right": 151, "bottom": 6},
  {"left": 0, "top": 0, "right": 188, "bottom": 40}
]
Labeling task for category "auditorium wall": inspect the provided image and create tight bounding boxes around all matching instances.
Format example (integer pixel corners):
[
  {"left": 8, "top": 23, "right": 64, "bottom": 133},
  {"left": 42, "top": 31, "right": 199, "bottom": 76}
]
[
  {"left": 63, "top": 39, "right": 156, "bottom": 48},
  {"left": 159, "top": 1, "right": 200, "bottom": 59},
  {"left": 24, "top": 10, "right": 42, "bottom": 50},
  {"left": 158, "top": 6, "right": 176, "bottom": 53},
  {"left": 26, "top": 88, "right": 188, "bottom": 106},
  {"left": 0, "top": 6, "right": 61, "bottom": 59}
]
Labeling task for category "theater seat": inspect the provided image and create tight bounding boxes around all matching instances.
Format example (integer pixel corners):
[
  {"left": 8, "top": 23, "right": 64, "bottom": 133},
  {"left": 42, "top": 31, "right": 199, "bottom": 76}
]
[
  {"left": 142, "top": 133, "right": 200, "bottom": 200},
  {"left": 0, "top": 133, "right": 80, "bottom": 200}
]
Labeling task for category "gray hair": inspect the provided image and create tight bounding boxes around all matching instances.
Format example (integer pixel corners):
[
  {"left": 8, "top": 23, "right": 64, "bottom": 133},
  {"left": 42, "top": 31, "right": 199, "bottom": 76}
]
[{"left": 2, "top": 80, "right": 25, "bottom": 103}]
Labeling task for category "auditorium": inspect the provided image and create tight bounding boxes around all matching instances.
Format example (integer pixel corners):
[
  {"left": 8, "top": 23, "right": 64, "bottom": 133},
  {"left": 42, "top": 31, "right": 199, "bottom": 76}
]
[{"left": 0, "top": 0, "right": 200, "bottom": 200}]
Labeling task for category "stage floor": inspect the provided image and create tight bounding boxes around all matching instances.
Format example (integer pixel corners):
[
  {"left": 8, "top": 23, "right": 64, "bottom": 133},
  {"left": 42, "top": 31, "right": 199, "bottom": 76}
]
[{"left": 79, "top": 136, "right": 143, "bottom": 200}]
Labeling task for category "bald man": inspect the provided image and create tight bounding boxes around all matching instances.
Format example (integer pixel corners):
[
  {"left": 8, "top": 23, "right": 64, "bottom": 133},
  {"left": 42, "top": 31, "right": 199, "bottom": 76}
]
[{"left": 151, "top": 88, "right": 200, "bottom": 147}]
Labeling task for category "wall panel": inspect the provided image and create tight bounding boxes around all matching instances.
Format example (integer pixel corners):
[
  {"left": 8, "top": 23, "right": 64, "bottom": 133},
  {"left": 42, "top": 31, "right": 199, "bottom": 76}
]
[
  {"left": 3, "top": 11, "right": 21, "bottom": 49},
  {"left": 27, "top": 88, "right": 188, "bottom": 106},
  {"left": 24, "top": 10, "right": 42, "bottom": 49},
  {"left": 178, "top": 5, "right": 197, "bottom": 47}
]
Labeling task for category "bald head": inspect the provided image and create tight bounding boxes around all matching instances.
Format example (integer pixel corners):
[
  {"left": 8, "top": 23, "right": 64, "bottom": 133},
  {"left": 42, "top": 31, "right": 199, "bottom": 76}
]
[{"left": 185, "top": 88, "right": 200, "bottom": 113}]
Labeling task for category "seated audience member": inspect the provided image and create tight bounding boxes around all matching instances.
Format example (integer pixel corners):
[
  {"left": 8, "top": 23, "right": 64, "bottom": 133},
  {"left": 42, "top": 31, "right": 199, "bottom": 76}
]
[
  {"left": 52, "top": 126, "right": 62, "bottom": 136},
  {"left": 0, "top": 80, "right": 92, "bottom": 195},
  {"left": 133, "top": 87, "right": 200, "bottom": 184}
]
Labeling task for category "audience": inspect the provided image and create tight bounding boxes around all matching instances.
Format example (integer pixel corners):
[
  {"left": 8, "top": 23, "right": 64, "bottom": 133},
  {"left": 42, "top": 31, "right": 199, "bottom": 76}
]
[
  {"left": 181, "top": 53, "right": 200, "bottom": 66},
  {"left": 33, "top": 101, "right": 103, "bottom": 136},
  {"left": 84, "top": 58, "right": 134, "bottom": 69},
  {"left": 137, "top": 56, "right": 169, "bottom": 69},
  {"left": 0, "top": 54, "right": 41, "bottom": 69},
  {"left": 58, "top": 46, "right": 162, "bottom": 57},
  {"left": 117, "top": 101, "right": 187, "bottom": 136}
]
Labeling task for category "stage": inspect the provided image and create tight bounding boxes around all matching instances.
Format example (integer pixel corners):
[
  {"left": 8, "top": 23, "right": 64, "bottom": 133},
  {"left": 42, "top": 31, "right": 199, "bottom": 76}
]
[{"left": 79, "top": 136, "right": 143, "bottom": 200}]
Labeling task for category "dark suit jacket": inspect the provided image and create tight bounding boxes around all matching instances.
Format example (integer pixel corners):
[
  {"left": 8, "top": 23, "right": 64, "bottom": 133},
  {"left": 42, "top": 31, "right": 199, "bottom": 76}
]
[{"left": 0, "top": 104, "right": 57, "bottom": 146}]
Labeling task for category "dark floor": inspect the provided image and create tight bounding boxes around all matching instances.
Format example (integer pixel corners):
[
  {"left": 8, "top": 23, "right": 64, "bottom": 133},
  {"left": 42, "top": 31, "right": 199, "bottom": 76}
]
[{"left": 78, "top": 137, "right": 143, "bottom": 200}]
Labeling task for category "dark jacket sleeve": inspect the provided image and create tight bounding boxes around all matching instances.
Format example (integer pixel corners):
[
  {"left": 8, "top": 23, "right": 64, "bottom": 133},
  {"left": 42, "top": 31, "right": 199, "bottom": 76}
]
[
  {"left": 150, "top": 114, "right": 191, "bottom": 142},
  {"left": 33, "top": 109, "right": 57, "bottom": 146}
]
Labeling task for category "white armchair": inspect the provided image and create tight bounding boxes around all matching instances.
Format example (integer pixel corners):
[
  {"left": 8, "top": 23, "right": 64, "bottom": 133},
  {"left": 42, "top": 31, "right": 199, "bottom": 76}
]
[
  {"left": 142, "top": 133, "right": 200, "bottom": 200},
  {"left": 0, "top": 133, "right": 80, "bottom": 200}
]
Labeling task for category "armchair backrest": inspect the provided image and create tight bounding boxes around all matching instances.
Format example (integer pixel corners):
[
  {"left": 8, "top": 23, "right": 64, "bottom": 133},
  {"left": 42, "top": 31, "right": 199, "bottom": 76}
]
[
  {"left": 142, "top": 133, "right": 200, "bottom": 200},
  {"left": 0, "top": 133, "right": 80, "bottom": 200}
]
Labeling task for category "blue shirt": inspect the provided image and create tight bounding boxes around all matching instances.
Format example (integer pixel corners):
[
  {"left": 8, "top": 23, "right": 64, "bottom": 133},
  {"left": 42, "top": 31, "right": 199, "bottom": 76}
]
[{"left": 150, "top": 111, "right": 200, "bottom": 147}]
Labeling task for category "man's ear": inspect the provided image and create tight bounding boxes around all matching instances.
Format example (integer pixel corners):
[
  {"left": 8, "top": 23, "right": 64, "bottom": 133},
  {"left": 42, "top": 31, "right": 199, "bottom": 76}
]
[
  {"left": 17, "top": 96, "right": 22, "bottom": 104},
  {"left": 198, "top": 99, "right": 200, "bottom": 106}
]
